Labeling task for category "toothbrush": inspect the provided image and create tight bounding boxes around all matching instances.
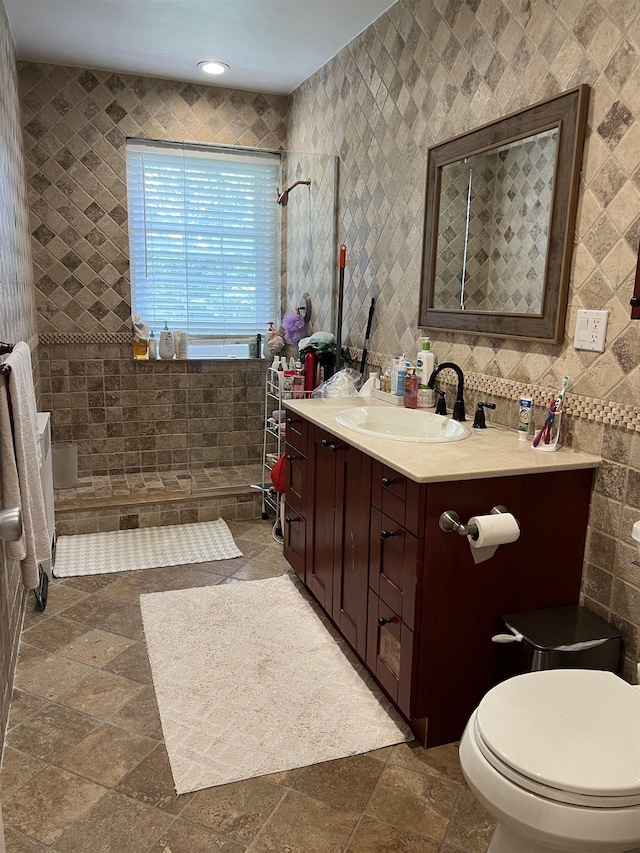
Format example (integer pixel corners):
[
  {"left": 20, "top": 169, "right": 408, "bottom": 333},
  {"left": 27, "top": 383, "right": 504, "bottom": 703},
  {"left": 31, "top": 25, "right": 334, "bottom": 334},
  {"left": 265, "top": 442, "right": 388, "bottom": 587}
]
[
  {"left": 555, "top": 376, "right": 569, "bottom": 412},
  {"left": 532, "top": 377, "right": 568, "bottom": 447}
]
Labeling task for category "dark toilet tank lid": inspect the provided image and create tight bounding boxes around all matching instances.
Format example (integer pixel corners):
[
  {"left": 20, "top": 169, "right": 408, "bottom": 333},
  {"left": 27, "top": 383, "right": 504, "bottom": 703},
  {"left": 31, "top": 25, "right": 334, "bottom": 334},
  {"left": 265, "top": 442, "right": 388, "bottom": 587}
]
[{"left": 502, "top": 605, "right": 622, "bottom": 651}]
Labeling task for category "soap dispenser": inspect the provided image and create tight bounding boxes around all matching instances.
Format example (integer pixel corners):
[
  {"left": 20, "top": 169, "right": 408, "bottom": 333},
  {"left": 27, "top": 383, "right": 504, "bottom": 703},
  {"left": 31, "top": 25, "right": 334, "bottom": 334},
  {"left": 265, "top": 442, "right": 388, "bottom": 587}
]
[{"left": 159, "top": 322, "right": 175, "bottom": 359}]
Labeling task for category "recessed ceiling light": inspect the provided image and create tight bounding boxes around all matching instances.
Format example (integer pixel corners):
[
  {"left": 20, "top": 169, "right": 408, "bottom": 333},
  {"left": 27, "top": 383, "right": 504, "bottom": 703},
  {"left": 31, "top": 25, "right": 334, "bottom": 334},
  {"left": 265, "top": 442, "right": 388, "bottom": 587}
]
[{"left": 197, "top": 61, "right": 229, "bottom": 75}]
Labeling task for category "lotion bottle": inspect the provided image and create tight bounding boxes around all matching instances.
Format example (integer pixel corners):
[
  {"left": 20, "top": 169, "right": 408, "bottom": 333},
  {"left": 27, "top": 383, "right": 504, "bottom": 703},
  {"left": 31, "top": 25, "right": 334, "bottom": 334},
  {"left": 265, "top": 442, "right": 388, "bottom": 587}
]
[
  {"left": 417, "top": 339, "right": 435, "bottom": 406},
  {"left": 159, "top": 321, "right": 175, "bottom": 359},
  {"left": 148, "top": 331, "right": 157, "bottom": 360}
]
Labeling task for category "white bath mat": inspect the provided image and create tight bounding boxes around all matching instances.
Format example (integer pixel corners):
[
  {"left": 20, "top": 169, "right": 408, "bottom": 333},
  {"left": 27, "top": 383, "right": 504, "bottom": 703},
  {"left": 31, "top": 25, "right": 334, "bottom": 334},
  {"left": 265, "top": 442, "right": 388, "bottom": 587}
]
[
  {"left": 141, "top": 574, "right": 413, "bottom": 794},
  {"left": 53, "top": 518, "right": 242, "bottom": 577}
]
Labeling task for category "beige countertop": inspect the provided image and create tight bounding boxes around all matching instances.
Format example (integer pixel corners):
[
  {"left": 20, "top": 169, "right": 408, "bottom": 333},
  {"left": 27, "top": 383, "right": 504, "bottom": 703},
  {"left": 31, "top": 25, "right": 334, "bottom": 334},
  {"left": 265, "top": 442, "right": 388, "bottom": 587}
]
[{"left": 283, "top": 397, "right": 600, "bottom": 484}]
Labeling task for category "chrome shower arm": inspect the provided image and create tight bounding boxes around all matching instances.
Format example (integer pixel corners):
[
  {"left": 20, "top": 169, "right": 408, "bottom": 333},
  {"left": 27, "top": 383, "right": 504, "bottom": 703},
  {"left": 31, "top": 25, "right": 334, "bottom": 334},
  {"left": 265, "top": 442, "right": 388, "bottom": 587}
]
[{"left": 276, "top": 179, "right": 311, "bottom": 205}]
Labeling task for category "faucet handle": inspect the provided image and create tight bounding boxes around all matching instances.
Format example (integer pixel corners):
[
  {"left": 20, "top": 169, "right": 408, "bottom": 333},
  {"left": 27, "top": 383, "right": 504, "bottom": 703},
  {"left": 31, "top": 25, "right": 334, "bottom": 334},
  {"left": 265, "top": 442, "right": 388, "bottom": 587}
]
[
  {"left": 472, "top": 401, "right": 496, "bottom": 429},
  {"left": 434, "top": 388, "right": 447, "bottom": 416}
]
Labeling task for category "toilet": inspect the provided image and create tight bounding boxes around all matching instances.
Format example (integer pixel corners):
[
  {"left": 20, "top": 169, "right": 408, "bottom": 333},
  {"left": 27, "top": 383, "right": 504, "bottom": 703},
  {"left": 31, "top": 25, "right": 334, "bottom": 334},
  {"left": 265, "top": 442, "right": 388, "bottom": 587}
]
[{"left": 459, "top": 669, "right": 640, "bottom": 853}]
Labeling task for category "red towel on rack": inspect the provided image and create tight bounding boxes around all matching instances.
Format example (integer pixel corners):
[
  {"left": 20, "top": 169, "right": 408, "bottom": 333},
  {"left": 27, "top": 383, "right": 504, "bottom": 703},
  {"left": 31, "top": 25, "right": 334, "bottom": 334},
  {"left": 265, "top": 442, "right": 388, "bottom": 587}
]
[{"left": 270, "top": 454, "right": 286, "bottom": 493}]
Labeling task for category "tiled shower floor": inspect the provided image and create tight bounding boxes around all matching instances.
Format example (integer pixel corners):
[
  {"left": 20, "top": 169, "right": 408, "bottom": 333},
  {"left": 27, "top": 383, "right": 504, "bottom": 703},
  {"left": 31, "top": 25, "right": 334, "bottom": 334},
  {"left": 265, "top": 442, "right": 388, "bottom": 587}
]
[{"left": 0, "top": 520, "right": 495, "bottom": 853}]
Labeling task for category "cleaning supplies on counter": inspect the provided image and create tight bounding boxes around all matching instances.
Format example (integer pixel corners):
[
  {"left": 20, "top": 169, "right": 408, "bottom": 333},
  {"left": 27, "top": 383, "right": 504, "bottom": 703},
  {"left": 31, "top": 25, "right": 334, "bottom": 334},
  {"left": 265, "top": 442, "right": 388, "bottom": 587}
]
[
  {"left": 159, "top": 322, "right": 175, "bottom": 359},
  {"left": 131, "top": 314, "right": 149, "bottom": 360}
]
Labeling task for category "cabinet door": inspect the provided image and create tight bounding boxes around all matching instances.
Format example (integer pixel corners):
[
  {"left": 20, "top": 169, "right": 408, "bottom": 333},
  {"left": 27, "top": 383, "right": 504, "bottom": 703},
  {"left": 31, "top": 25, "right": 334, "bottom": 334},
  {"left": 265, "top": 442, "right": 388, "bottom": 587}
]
[
  {"left": 332, "top": 445, "right": 371, "bottom": 658},
  {"left": 285, "top": 446, "right": 307, "bottom": 519},
  {"left": 307, "top": 427, "right": 338, "bottom": 613},
  {"left": 370, "top": 508, "right": 421, "bottom": 630},
  {"left": 283, "top": 508, "right": 306, "bottom": 582},
  {"left": 366, "top": 590, "right": 416, "bottom": 717}
]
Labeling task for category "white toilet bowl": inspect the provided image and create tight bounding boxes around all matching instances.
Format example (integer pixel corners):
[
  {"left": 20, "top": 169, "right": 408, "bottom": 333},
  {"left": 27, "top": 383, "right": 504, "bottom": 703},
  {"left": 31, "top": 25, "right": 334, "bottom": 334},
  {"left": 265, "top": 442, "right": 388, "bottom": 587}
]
[{"left": 459, "top": 669, "right": 640, "bottom": 853}]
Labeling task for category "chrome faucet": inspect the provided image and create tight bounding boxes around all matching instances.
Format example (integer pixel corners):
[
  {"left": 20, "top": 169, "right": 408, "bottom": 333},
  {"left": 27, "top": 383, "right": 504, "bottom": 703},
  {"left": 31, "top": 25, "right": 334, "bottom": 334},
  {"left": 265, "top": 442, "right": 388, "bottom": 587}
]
[{"left": 426, "top": 362, "right": 466, "bottom": 422}]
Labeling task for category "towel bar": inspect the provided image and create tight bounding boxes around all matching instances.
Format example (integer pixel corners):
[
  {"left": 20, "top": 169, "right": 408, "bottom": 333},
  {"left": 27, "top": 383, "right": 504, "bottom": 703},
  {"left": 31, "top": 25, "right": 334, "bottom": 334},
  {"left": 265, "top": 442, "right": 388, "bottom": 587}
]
[{"left": 0, "top": 341, "right": 14, "bottom": 375}]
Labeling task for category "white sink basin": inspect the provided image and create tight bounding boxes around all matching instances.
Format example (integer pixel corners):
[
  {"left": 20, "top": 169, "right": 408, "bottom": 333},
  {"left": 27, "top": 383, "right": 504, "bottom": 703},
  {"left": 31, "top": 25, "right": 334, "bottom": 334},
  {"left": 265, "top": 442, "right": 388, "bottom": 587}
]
[{"left": 335, "top": 406, "right": 471, "bottom": 443}]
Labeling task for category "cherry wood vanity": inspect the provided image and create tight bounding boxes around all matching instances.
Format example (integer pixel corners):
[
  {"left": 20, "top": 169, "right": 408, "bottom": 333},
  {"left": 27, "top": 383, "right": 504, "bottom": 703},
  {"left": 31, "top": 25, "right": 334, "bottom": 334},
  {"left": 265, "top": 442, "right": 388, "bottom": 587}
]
[{"left": 282, "top": 399, "right": 598, "bottom": 747}]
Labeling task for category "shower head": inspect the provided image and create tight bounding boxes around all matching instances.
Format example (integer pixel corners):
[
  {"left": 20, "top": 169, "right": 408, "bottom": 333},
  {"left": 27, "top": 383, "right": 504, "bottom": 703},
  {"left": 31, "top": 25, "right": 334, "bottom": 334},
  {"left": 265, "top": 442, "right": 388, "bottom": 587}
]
[{"left": 276, "top": 179, "right": 311, "bottom": 205}]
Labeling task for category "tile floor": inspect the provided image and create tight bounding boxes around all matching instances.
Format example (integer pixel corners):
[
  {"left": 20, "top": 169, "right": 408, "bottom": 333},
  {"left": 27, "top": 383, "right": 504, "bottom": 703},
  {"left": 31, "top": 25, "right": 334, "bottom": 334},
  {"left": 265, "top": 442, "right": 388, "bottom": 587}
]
[{"left": 1, "top": 520, "right": 496, "bottom": 852}]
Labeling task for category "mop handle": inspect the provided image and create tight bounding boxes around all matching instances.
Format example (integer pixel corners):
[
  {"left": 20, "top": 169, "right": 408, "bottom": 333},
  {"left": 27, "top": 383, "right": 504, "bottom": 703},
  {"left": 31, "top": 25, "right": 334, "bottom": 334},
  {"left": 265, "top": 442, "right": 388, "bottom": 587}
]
[{"left": 335, "top": 244, "right": 346, "bottom": 372}]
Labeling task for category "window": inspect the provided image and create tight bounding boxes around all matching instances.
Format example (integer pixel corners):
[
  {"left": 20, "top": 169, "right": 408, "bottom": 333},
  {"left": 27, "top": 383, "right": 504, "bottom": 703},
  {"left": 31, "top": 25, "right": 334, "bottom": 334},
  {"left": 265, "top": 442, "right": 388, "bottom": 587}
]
[{"left": 125, "top": 139, "right": 280, "bottom": 355}]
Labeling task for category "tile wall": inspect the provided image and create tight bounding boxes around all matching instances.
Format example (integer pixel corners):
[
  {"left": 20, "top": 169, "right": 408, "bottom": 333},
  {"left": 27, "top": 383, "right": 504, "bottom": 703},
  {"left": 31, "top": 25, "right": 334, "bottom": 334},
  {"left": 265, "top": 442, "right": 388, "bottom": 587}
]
[
  {"left": 0, "top": 0, "right": 38, "bottom": 748},
  {"left": 38, "top": 347, "right": 267, "bottom": 475},
  {"left": 18, "top": 63, "right": 288, "bottom": 473},
  {"left": 286, "top": 0, "right": 640, "bottom": 676}
]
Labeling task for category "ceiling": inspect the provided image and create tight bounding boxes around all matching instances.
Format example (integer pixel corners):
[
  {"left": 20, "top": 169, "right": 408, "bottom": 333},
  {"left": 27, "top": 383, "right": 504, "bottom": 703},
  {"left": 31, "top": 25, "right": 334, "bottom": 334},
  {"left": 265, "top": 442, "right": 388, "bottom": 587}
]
[{"left": 5, "top": 0, "right": 397, "bottom": 95}]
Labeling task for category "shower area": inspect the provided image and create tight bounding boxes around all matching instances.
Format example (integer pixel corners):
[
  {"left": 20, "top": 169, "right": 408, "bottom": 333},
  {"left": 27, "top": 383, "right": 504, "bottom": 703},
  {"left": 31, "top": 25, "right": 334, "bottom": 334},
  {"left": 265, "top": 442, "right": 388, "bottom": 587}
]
[{"left": 46, "top": 149, "right": 338, "bottom": 537}]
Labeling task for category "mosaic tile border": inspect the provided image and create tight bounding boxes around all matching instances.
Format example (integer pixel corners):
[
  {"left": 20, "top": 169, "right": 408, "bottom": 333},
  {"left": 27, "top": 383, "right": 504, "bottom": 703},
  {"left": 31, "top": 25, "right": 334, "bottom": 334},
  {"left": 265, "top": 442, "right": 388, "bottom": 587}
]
[
  {"left": 349, "top": 348, "right": 640, "bottom": 433},
  {"left": 39, "top": 332, "right": 132, "bottom": 345}
]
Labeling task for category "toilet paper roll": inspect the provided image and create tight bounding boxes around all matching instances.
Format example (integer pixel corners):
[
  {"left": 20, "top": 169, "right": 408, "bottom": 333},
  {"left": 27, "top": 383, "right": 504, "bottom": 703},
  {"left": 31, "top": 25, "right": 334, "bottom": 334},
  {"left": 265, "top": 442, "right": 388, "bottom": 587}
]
[{"left": 467, "top": 512, "right": 520, "bottom": 564}]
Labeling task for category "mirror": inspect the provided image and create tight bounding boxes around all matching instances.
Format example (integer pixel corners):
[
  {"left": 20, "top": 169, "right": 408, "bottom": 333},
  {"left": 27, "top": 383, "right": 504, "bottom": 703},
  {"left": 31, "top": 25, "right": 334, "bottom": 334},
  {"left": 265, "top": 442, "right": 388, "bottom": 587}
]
[{"left": 419, "top": 86, "right": 589, "bottom": 343}]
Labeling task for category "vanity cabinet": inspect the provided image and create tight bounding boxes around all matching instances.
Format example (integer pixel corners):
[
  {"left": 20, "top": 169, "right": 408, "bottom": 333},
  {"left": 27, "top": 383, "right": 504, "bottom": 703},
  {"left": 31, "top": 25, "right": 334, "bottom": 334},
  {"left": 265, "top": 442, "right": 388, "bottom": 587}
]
[
  {"left": 304, "top": 427, "right": 371, "bottom": 658},
  {"left": 284, "top": 414, "right": 594, "bottom": 747},
  {"left": 283, "top": 412, "right": 308, "bottom": 582}
]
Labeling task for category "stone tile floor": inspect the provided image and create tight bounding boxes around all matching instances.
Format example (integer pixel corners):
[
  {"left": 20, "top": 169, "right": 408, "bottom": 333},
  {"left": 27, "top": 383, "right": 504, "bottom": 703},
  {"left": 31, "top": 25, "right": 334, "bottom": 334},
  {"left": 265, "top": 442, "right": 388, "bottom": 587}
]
[{"left": 1, "top": 519, "right": 496, "bottom": 852}]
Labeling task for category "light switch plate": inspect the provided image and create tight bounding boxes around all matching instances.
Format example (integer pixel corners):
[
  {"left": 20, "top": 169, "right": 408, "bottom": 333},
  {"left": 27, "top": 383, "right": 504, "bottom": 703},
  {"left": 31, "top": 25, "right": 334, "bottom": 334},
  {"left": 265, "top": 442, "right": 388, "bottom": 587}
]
[{"left": 574, "top": 309, "right": 608, "bottom": 352}]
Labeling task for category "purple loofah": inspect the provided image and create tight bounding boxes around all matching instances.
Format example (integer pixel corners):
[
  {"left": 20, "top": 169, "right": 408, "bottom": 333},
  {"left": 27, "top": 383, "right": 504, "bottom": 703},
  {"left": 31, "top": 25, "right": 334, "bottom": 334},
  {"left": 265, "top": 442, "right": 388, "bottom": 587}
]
[{"left": 282, "top": 311, "right": 307, "bottom": 345}]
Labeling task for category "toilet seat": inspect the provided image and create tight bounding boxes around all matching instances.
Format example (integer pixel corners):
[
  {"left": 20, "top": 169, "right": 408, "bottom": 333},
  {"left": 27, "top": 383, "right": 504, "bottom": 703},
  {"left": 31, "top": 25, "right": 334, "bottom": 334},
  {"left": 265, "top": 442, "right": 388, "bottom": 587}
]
[{"left": 474, "top": 669, "right": 640, "bottom": 809}]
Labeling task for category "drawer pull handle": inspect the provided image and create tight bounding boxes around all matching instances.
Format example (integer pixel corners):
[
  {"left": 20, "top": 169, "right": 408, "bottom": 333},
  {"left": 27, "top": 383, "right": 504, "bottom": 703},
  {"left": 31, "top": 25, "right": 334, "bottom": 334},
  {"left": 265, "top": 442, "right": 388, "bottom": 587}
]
[
  {"left": 286, "top": 454, "right": 296, "bottom": 461},
  {"left": 378, "top": 616, "right": 393, "bottom": 627},
  {"left": 321, "top": 438, "right": 330, "bottom": 447},
  {"left": 381, "top": 477, "right": 396, "bottom": 487},
  {"left": 329, "top": 443, "right": 342, "bottom": 452},
  {"left": 380, "top": 529, "right": 395, "bottom": 539},
  {"left": 285, "top": 517, "right": 300, "bottom": 524},
  {"left": 286, "top": 417, "right": 294, "bottom": 425}
]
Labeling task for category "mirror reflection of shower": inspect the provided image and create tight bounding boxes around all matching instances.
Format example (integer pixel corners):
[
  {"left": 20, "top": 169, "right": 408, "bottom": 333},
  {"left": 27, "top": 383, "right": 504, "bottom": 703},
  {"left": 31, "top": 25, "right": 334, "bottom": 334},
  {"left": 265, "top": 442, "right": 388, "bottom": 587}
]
[{"left": 459, "top": 159, "right": 472, "bottom": 311}]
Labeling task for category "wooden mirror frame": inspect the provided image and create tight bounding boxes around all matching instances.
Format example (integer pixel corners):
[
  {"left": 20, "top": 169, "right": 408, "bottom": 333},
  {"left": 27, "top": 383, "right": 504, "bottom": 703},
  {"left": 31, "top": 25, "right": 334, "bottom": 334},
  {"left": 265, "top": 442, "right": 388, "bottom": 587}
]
[{"left": 419, "top": 85, "right": 589, "bottom": 343}]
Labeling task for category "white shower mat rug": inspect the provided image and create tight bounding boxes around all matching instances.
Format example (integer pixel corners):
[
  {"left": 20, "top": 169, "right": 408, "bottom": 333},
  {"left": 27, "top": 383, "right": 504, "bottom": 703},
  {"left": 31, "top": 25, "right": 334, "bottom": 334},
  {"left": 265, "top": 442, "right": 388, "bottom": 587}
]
[
  {"left": 53, "top": 518, "right": 242, "bottom": 577},
  {"left": 140, "top": 574, "right": 413, "bottom": 794}
]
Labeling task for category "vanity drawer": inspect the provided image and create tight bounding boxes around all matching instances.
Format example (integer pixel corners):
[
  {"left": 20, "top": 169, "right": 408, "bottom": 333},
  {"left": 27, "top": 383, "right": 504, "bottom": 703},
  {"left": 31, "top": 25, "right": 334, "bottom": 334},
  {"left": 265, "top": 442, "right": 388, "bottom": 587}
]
[
  {"left": 370, "top": 508, "right": 422, "bottom": 630},
  {"left": 371, "top": 462, "right": 425, "bottom": 536},
  {"left": 366, "top": 590, "right": 417, "bottom": 718},
  {"left": 284, "top": 412, "right": 308, "bottom": 456}
]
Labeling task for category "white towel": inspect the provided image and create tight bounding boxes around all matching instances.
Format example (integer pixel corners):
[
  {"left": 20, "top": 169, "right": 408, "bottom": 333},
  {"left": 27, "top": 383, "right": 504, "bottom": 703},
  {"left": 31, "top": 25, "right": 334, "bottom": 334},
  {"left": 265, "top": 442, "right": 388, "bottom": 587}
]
[{"left": 0, "top": 342, "right": 50, "bottom": 589}]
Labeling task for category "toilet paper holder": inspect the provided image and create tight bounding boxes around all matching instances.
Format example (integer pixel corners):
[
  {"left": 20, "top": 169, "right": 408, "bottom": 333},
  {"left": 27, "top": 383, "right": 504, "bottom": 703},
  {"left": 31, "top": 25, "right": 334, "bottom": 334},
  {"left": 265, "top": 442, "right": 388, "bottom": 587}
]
[{"left": 439, "top": 505, "right": 513, "bottom": 539}]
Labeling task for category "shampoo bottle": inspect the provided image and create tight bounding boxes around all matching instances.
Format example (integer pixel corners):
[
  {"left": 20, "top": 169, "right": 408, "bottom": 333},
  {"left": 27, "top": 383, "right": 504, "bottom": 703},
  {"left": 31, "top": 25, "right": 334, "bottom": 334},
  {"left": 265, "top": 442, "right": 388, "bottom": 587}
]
[
  {"left": 148, "top": 331, "right": 157, "bottom": 360},
  {"left": 396, "top": 361, "right": 408, "bottom": 397},
  {"left": 159, "top": 322, "right": 175, "bottom": 359}
]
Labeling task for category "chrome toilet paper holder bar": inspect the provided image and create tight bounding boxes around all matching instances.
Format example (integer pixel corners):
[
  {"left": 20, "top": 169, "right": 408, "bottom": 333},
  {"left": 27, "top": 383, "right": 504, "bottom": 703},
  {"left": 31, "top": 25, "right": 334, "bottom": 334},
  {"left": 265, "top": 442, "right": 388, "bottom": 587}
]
[{"left": 439, "top": 505, "right": 510, "bottom": 540}]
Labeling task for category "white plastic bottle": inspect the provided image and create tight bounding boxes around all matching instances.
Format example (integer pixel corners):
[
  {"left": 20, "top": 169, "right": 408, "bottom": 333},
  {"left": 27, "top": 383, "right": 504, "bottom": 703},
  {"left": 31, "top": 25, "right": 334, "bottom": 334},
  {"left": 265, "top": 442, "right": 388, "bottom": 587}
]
[
  {"left": 417, "top": 339, "right": 435, "bottom": 406},
  {"left": 159, "top": 321, "right": 175, "bottom": 359},
  {"left": 148, "top": 331, "right": 157, "bottom": 360}
]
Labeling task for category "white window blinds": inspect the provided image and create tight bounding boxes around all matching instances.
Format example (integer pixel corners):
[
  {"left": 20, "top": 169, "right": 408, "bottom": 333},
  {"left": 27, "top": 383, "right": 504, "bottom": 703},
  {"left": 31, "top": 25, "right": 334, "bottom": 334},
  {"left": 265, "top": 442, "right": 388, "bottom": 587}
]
[{"left": 126, "top": 139, "right": 281, "bottom": 339}]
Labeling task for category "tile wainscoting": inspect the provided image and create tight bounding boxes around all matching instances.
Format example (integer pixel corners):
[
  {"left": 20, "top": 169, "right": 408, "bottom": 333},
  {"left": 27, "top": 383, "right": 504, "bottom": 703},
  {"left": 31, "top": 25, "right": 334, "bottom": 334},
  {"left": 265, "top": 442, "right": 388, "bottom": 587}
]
[{"left": 38, "top": 342, "right": 269, "bottom": 477}]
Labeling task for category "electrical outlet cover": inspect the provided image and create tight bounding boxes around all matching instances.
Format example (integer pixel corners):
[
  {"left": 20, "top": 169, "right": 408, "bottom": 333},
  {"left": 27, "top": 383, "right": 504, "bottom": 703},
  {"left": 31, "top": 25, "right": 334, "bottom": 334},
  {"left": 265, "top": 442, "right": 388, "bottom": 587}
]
[{"left": 574, "top": 309, "right": 608, "bottom": 352}]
